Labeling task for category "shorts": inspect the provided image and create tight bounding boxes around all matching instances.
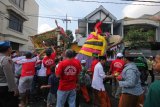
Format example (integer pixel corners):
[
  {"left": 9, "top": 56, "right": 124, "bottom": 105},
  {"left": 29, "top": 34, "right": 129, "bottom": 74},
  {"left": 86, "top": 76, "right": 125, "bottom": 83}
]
[
  {"left": 18, "top": 76, "right": 34, "bottom": 94},
  {"left": 47, "top": 92, "right": 56, "bottom": 106}
]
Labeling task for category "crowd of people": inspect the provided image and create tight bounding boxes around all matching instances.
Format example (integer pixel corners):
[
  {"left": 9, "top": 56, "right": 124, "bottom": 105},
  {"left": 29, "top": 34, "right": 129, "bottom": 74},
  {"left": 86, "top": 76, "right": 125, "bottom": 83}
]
[{"left": 0, "top": 41, "right": 160, "bottom": 107}]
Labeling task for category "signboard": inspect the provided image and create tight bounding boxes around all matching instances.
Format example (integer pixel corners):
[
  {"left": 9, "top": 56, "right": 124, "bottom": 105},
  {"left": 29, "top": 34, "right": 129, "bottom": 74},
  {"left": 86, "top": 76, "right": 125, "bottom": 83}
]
[{"left": 124, "top": 49, "right": 160, "bottom": 57}]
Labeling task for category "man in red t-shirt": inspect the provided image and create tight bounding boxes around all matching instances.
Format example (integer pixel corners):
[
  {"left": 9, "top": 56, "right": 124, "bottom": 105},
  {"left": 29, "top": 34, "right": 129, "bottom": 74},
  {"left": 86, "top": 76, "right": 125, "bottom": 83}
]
[
  {"left": 16, "top": 52, "right": 42, "bottom": 106},
  {"left": 56, "top": 49, "right": 81, "bottom": 107},
  {"left": 43, "top": 46, "right": 56, "bottom": 76},
  {"left": 109, "top": 53, "right": 125, "bottom": 75},
  {"left": 109, "top": 53, "right": 125, "bottom": 98}
]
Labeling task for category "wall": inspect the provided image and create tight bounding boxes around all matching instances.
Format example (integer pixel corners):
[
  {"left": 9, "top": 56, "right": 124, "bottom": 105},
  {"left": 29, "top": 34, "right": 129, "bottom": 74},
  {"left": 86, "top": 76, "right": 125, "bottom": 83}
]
[
  {"left": 23, "top": 0, "right": 39, "bottom": 51},
  {"left": 0, "top": 0, "right": 39, "bottom": 51},
  {"left": 156, "top": 26, "right": 160, "bottom": 42}
]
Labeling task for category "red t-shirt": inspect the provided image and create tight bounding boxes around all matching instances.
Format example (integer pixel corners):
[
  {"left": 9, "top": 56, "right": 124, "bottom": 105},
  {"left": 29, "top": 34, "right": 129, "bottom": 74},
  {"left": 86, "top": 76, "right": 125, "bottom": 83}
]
[
  {"left": 90, "top": 59, "right": 99, "bottom": 77},
  {"left": 74, "top": 58, "right": 82, "bottom": 71},
  {"left": 94, "top": 22, "right": 102, "bottom": 34},
  {"left": 110, "top": 59, "right": 125, "bottom": 75},
  {"left": 43, "top": 52, "right": 56, "bottom": 76},
  {"left": 56, "top": 58, "right": 81, "bottom": 91},
  {"left": 91, "top": 59, "right": 99, "bottom": 73},
  {"left": 21, "top": 62, "right": 36, "bottom": 77},
  {"left": 16, "top": 56, "right": 38, "bottom": 77}
]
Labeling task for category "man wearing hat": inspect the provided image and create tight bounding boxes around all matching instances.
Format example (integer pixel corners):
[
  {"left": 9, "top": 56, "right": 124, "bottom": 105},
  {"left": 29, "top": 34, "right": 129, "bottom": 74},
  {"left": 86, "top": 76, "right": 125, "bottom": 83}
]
[
  {"left": 134, "top": 56, "right": 148, "bottom": 86},
  {"left": 92, "top": 56, "right": 112, "bottom": 107},
  {"left": 0, "top": 41, "right": 18, "bottom": 107},
  {"left": 146, "top": 56, "right": 155, "bottom": 83},
  {"left": 78, "top": 60, "right": 90, "bottom": 103},
  {"left": 109, "top": 53, "right": 125, "bottom": 76},
  {"left": 109, "top": 53, "right": 125, "bottom": 98}
]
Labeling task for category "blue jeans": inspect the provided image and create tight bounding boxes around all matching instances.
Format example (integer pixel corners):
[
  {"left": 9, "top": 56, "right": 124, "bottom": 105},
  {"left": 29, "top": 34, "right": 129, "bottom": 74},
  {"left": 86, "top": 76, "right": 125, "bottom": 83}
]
[{"left": 56, "top": 89, "right": 76, "bottom": 107}]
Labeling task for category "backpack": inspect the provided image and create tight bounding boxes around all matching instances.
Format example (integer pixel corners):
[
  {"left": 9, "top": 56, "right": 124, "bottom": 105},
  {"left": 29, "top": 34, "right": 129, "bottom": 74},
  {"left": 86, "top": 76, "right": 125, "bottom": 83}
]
[{"left": 134, "top": 58, "right": 148, "bottom": 85}]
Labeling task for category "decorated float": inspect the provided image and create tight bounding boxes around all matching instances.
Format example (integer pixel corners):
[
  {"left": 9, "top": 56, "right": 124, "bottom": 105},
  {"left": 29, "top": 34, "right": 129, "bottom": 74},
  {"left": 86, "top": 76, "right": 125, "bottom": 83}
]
[
  {"left": 30, "top": 20, "right": 70, "bottom": 54},
  {"left": 76, "top": 32, "right": 123, "bottom": 68}
]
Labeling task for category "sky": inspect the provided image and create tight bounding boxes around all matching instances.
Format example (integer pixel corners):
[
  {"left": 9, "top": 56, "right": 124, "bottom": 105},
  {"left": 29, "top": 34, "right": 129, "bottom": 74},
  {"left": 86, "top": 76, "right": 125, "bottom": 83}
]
[{"left": 35, "top": 0, "right": 160, "bottom": 34}]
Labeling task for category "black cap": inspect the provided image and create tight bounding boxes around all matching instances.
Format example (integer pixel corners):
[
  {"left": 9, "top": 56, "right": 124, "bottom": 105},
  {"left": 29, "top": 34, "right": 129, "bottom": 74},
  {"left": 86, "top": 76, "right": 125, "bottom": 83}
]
[
  {"left": 98, "top": 56, "right": 106, "bottom": 60},
  {"left": 45, "top": 48, "right": 52, "bottom": 54},
  {"left": 25, "top": 51, "right": 32, "bottom": 58},
  {"left": 65, "top": 49, "right": 73, "bottom": 58}
]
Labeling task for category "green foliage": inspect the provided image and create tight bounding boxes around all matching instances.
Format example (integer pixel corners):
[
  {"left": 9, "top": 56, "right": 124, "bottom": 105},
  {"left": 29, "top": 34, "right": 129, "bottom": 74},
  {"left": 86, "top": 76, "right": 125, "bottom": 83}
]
[
  {"left": 62, "top": 30, "right": 74, "bottom": 49},
  {"left": 124, "top": 26, "right": 155, "bottom": 48},
  {"left": 65, "top": 30, "right": 74, "bottom": 43}
]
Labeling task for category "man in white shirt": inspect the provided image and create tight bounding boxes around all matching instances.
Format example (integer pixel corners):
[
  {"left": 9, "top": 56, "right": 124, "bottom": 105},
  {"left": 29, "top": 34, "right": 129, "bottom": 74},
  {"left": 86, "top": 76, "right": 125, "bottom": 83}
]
[{"left": 92, "top": 56, "right": 112, "bottom": 107}]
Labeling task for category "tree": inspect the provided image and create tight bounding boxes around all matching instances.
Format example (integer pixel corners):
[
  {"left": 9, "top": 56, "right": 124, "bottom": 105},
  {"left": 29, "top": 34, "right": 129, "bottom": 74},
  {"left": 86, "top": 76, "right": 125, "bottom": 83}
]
[
  {"left": 124, "top": 26, "right": 155, "bottom": 48},
  {"left": 65, "top": 30, "right": 74, "bottom": 43}
]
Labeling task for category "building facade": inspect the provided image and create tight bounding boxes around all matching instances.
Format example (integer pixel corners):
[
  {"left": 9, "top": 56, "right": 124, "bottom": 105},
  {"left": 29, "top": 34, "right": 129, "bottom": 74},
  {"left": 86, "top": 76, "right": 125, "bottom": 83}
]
[
  {"left": 77, "top": 5, "right": 160, "bottom": 45},
  {"left": 77, "top": 5, "right": 118, "bottom": 46},
  {"left": 0, "top": 0, "right": 39, "bottom": 51},
  {"left": 78, "top": 5, "right": 117, "bottom": 37},
  {"left": 121, "top": 11, "right": 160, "bottom": 41}
]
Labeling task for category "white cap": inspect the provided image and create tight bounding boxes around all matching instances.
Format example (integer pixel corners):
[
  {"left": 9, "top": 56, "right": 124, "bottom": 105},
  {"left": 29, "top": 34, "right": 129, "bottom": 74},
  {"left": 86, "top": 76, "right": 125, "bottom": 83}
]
[
  {"left": 12, "top": 53, "right": 17, "bottom": 57},
  {"left": 81, "top": 60, "right": 86, "bottom": 64},
  {"left": 116, "top": 53, "right": 123, "bottom": 58}
]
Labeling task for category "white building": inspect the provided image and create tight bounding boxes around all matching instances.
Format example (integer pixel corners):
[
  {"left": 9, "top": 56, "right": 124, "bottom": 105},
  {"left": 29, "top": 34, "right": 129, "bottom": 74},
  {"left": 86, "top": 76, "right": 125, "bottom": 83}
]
[
  {"left": 78, "top": 5, "right": 117, "bottom": 37},
  {"left": 0, "top": 0, "right": 39, "bottom": 51},
  {"left": 77, "top": 5, "right": 160, "bottom": 46}
]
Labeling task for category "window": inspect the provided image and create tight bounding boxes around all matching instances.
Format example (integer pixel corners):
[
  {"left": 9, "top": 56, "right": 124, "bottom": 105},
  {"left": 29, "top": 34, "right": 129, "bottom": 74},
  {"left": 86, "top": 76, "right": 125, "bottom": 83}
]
[
  {"left": 10, "top": 0, "right": 25, "bottom": 10},
  {"left": 9, "top": 12, "right": 24, "bottom": 33},
  {"left": 11, "top": 42, "right": 19, "bottom": 50}
]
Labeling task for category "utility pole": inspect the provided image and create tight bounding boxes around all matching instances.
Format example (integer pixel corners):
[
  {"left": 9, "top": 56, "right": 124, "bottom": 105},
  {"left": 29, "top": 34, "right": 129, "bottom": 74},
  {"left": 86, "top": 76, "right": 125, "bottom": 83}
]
[
  {"left": 63, "top": 14, "right": 71, "bottom": 31},
  {"left": 66, "top": 14, "right": 68, "bottom": 31}
]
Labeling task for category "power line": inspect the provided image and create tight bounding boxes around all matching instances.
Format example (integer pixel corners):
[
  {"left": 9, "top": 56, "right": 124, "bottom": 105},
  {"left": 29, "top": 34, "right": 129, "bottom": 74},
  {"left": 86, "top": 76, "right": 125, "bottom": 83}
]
[
  {"left": 27, "top": 15, "right": 64, "bottom": 20},
  {"left": 121, "top": 0, "right": 160, "bottom": 3},
  {"left": 2, "top": 11, "right": 82, "bottom": 20},
  {"left": 36, "top": 0, "right": 82, "bottom": 21},
  {"left": 3, "top": 12, "right": 158, "bottom": 22},
  {"left": 26, "top": 14, "right": 111, "bottom": 22},
  {"left": 36, "top": 0, "right": 63, "bottom": 25},
  {"left": 1, "top": 12, "right": 77, "bottom": 34},
  {"left": 25, "top": 14, "right": 82, "bottom": 19},
  {"left": 67, "top": 0, "right": 160, "bottom": 6},
  {"left": 1, "top": 10, "right": 80, "bottom": 22}
]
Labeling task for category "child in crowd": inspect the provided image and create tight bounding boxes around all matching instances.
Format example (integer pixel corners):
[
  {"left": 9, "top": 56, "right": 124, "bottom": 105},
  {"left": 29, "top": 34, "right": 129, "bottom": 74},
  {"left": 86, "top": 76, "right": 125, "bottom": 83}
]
[
  {"left": 41, "top": 66, "right": 59, "bottom": 107},
  {"left": 79, "top": 60, "right": 91, "bottom": 103}
]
